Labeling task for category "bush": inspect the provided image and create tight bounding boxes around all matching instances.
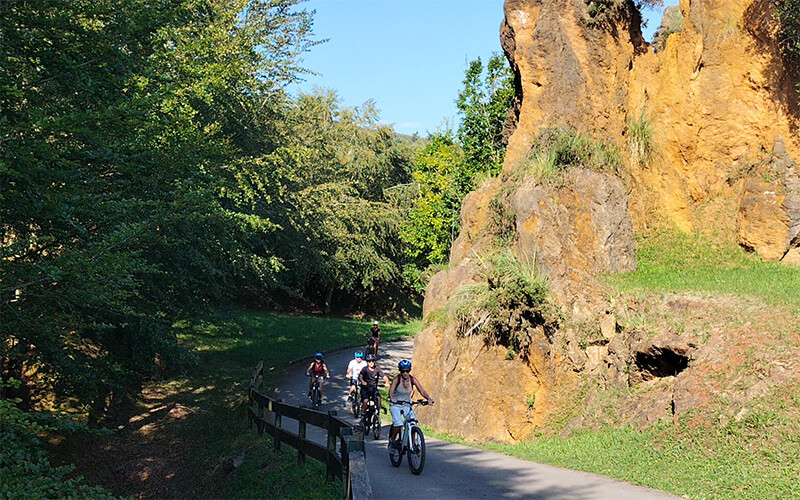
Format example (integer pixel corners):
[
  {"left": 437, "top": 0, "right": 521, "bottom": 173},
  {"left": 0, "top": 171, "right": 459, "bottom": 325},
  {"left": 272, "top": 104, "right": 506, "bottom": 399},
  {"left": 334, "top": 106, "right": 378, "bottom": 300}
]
[
  {"left": 453, "top": 251, "right": 561, "bottom": 356},
  {"left": 0, "top": 380, "right": 115, "bottom": 499}
]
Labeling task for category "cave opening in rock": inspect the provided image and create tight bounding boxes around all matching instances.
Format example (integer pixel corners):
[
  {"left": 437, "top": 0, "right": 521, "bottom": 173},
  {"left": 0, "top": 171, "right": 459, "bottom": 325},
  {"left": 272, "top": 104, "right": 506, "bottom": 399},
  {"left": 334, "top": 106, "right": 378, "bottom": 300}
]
[{"left": 635, "top": 346, "right": 690, "bottom": 379}]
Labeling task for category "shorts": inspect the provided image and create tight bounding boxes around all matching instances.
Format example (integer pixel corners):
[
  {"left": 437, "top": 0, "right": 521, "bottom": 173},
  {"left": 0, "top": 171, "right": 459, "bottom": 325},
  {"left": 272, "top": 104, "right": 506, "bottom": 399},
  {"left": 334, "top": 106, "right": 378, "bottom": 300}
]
[
  {"left": 350, "top": 379, "right": 358, "bottom": 387},
  {"left": 389, "top": 401, "right": 415, "bottom": 426},
  {"left": 361, "top": 385, "right": 378, "bottom": 401}
]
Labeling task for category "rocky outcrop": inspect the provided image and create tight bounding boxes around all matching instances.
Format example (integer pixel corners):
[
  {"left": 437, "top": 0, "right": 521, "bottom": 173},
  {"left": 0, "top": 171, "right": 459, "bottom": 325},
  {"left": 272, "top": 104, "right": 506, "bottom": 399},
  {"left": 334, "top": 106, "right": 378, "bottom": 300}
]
[
  {"left": 414, "top": 0, "right": 800, "bottom": 442},
  {"left": 737, "top": 137, "right": 800, "bottom": 261},
  {"left": 415, "top": 168, "right": 636, "bottom": 441},
  {"left": 503, "top": 0, "right": 799, "bottom": 249}
]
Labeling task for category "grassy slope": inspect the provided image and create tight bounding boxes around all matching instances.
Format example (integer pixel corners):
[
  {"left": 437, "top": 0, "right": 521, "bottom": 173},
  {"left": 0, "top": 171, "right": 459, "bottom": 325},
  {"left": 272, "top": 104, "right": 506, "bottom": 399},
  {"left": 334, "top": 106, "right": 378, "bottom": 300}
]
[
  {"left": 460, "top": 229, "right": 800, "bottom": 499},
  {"left": 57, "top": 312, "right": 420, "bottom": 499}
]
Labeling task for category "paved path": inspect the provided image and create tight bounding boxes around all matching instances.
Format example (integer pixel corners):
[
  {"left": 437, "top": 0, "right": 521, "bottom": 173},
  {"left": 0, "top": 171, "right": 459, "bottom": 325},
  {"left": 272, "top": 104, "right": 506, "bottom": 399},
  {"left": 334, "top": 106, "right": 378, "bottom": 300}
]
[{"left": 272, "top": 340, "right": 680, "bottom": 500}]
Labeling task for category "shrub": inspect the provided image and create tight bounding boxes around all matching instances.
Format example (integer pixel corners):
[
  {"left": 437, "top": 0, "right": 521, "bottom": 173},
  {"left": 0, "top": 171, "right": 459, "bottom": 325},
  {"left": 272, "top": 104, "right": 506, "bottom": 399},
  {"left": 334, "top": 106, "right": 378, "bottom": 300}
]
[
  {"left": 453, "top": 251, "right": 562, "bottom": 356},
  {"left": 0, "top": 380, "right": 115, "bottom": 499}
]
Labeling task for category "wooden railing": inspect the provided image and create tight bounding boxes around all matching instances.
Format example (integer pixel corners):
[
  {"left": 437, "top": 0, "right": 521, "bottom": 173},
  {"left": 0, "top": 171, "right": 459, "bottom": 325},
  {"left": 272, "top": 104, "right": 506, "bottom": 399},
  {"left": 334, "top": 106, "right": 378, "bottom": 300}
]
[{"left": 247, "top": 361, "right": 373, "bottom": 499}]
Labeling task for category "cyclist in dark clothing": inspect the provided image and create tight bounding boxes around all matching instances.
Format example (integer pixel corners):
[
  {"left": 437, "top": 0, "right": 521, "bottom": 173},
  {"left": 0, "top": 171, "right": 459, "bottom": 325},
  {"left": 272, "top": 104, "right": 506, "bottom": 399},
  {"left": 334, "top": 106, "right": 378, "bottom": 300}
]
[
  {"left": 367, "top": 320, "right": 381, "bottom": 357},
  {"left": 358, "top": 352, "right": 389, "bottom": 420}
]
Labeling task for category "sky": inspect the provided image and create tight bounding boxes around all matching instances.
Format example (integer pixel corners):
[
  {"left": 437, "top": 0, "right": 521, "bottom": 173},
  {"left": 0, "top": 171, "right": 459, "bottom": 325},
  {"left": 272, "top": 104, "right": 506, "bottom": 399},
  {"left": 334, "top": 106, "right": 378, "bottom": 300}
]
[{"left": 291, "top": 0, "right": 679, "bottom": 137}]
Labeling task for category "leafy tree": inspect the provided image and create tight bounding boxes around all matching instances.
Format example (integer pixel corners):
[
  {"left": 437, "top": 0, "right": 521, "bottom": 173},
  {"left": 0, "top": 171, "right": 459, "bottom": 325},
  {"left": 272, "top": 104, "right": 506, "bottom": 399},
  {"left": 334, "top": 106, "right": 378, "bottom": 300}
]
[
  {"left": 241, "top": 89, "right": 416, "bottom": 313},
  {"left": 456, "top": 53, "right": 515, "bottom": 179},
  {"left": 0, "top": 0, "right": 317, "bottom": 419},
  {"left": 401, "top": 134, "right": 465, "bottom": 269}
]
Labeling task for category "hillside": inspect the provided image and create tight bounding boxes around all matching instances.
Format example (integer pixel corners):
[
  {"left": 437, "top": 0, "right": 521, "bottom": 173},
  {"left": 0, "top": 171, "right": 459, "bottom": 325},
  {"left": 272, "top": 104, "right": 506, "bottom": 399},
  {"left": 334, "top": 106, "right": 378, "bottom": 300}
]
[{"left": 412, "top": 0, "right": 800, "bottom": 451}]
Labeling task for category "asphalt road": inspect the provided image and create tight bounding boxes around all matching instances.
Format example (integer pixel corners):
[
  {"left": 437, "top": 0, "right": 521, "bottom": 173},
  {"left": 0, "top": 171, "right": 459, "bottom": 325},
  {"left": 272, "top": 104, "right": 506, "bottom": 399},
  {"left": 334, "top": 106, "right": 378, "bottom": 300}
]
[{"left": 272, "top": 340, "right": 681, "bottom": 500}]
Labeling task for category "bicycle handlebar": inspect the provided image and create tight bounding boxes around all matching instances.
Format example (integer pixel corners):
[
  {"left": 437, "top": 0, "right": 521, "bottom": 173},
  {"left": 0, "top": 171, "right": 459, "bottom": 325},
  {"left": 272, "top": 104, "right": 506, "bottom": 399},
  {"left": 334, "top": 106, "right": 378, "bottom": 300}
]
[{"left": 391, "top": 399, "right": 429, "bottom": 406}]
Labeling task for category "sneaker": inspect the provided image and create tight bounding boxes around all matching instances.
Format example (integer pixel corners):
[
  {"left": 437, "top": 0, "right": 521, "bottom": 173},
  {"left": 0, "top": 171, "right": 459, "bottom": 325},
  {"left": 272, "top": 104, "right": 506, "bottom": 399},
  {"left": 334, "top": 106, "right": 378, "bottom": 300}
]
[{"left": 347, "top": 394, "right": 353, "bottom": 403}]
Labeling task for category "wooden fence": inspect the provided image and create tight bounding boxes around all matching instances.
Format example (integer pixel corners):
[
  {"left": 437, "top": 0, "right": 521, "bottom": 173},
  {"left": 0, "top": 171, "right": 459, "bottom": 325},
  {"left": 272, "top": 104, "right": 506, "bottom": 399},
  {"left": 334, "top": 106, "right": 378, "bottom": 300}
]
[{"left": 247, "top": 361, "right": 373, "bottom": 499}]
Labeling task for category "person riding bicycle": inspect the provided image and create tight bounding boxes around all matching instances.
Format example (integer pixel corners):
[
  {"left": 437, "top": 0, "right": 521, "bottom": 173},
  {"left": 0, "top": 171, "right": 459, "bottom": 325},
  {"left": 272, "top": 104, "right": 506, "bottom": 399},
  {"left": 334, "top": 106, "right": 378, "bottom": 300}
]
[
  {"left": 345, "top": 351, "right": 368, "bottom": 402},
  {"left": 358, "top": 352, "right": 389, "bottom": 425},
  {"left": 366, "top": 320, "right": 381, "bottom": 357},
  {"left": 388, "top": 359, "right": 433, "bottom": 450},
  {"left": 305, "top": 353, "right": 330, "bottom": 401}
]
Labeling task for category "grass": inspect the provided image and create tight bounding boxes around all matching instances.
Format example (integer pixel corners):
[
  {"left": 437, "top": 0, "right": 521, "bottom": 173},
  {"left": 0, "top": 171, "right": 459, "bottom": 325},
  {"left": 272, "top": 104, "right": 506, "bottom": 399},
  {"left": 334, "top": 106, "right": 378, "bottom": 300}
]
[
  {"left": 604, "top": 227, "right": 800, "bottom": 308},
  {"left": 58, "top": 310, "right": 421, "bottom": 499},
  {"left": 507, "top": 128, "right": 622, "bottom": 183}
]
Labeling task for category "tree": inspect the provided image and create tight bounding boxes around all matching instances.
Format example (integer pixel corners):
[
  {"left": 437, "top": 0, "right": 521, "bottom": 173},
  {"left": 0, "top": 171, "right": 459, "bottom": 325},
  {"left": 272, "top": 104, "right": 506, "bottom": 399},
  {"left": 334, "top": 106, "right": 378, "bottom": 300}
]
[
  {"left": 456, "top": 52, "right": 515, "bottom": 180},
  {"left": 0, "top": 0, "right": 317, "bottom": 418},
  {"left": 400, "top": 134, "right": 465, "bottom": 269}
]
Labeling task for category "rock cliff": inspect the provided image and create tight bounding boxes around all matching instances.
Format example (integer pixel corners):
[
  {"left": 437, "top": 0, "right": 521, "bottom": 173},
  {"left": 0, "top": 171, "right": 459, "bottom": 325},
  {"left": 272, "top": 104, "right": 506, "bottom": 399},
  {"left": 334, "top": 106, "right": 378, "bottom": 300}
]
[{"left": 413, "top": 0, "right": 799, "bottom": 442}]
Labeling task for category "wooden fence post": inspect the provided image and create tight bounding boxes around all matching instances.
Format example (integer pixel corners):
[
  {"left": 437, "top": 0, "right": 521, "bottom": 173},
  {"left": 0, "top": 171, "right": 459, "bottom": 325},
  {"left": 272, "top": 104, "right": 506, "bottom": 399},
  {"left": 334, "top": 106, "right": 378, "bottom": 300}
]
[
  {"left": 298, "top": 405, "right": 307, "bottom": 465},
  {"left": 326, "top": 410, "right": 337, "bottom": 482},
  {"left": 274, "top": 399, "right": 282, "bottom": 452}
]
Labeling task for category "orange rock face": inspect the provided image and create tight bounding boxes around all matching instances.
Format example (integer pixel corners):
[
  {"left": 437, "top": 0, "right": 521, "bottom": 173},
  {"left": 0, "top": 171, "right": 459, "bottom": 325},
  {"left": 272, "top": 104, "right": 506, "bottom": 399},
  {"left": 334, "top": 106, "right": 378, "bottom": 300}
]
[
  {"left": 503, "top": 0, "right": 799, "bottom": 243},
  {"left": 415, "top": 0, "right": 799, "bottom": 442}
]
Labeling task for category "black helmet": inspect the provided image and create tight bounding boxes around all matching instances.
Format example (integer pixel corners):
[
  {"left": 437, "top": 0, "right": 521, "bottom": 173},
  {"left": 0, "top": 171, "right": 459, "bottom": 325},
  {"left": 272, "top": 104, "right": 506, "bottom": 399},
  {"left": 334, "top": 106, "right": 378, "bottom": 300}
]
[
  {"left": 365, "top": 353, "right": 376, "bottom": 362},
  {"left": 398, "top": 359, "right": 412, "bottom": 372}
]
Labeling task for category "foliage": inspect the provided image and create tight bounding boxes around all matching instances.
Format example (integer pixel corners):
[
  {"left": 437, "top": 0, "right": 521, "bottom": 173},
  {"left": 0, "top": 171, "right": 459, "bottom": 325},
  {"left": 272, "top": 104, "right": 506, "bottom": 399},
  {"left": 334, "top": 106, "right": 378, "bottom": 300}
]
[
  {"left": 400, "top": 133, "right": 465, "bottom": 271},
  {"left": 456, "top": 53, "right": 515, "bottom": 179},
  {"left": 1, "top": 380, "right": 115, "bottom": 499},
  {"left": 253, "top": 89, "right": 417, "bottom": 313},
  {"left": 453, "top": 251, "right": 561, "bottom": 356},
  {"left": 585, "top": 0, "right": 663, "bottom": 28},
  {"left": 652, "top": 5, "right": 684, "bottom": 51},
  {"left": 0, "top": 0, "right": 317, "bottom": 418},
  {"left": 511, "top": 128, "right": 622, "bottom": 182},
  {"left": 775, "top": 0, "right": 800, "bottom": 102}
]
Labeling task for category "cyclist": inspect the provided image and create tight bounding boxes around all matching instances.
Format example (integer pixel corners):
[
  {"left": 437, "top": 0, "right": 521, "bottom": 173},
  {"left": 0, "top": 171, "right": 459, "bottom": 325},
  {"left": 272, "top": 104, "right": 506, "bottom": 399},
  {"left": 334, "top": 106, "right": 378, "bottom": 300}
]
[
  {"left": 345, "top": 351, "right": 368, "bottom": 402},
  {"left": 388, "top": 359, "right": 433, "bottom": 450},
  {"left": 366, "top": 320, "right": 381, "bottom": 357},
  {"left": 305, "top": 352, "right": 330, "bottom": 401},
  {"left": 358, "top": 352, "right": 389, "bottom": 425}
]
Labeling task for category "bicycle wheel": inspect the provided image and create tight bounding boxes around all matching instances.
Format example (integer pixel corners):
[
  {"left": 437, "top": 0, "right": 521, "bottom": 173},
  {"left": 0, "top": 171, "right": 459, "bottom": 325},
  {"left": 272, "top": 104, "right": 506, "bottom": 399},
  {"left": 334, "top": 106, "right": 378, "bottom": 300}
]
[
  {"left": 312, "top": 385, "right": 321, "bottom": 408},
  {"left": 389, "top": 439, "right": 402, "bottom": 467},
  {"left": 352, "top": 397, "right": 360, "bottom": 418},
  {"left": 407, "top": 426, "right": 425, "bottom": 475},
  {"left": 372, "top": 409, "right": 381, "bottom": 439}
]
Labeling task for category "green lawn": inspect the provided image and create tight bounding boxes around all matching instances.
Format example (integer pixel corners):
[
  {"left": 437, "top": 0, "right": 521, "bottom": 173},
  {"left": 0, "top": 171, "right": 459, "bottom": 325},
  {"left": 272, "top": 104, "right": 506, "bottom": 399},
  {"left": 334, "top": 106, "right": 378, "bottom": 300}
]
[{"left": 605, "top": 228, "right": 800, "bottom": 307}]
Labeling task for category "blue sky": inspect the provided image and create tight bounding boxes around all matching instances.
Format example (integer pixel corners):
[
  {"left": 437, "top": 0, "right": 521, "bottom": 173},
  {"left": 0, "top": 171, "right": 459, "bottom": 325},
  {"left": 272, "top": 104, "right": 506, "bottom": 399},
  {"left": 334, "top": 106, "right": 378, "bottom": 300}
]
[{"left": 291, "top": 0, "right": 678, "bottom": 136}]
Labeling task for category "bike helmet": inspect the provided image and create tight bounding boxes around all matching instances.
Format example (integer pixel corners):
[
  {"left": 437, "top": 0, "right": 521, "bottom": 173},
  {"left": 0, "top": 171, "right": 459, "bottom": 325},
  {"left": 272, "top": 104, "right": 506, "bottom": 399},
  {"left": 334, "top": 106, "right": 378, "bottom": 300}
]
[
  {"left": 373, "top": 320, "right": 379, "bottom": 326},
  {"left": 354, "top": 351, "right": 364, "bottom": 358},
  {"left": 365, "top": 353, "right": 376, "bottom": 362},
  {"left": 314, "top": 352, "right": 323, "bottom": 360},
  {"left": 398, "top": 359, "right": 412, "bottom": 372}
]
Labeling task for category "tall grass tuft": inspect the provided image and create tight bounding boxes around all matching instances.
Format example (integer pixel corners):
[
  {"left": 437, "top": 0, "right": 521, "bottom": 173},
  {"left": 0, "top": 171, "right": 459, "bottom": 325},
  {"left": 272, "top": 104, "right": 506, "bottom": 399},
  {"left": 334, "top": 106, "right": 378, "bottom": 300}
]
[
  {"left": 626, "top": 103, "right": 654, "bottom": 167},
  {"left": 510, "top": 128, "right": 622, "bottom": 183}
]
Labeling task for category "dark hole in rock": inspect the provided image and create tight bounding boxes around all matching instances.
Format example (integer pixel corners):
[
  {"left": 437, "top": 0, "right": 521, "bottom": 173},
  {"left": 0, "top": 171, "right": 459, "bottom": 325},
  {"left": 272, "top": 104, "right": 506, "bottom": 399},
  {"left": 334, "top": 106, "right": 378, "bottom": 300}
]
[{"left": 635, "top": 345, "right": 690, "bottom": 380}]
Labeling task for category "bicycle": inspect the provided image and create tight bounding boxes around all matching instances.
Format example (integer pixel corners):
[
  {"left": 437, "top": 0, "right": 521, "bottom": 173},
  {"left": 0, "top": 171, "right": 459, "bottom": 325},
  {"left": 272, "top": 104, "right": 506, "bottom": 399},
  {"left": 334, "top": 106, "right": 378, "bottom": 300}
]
[
  {"left": 360, "top": 390, "right": 382, "bottom": 440},
  {"left": 309, "top": 375, "right": 325, "bottom": 408},
  {"left": 350, "top": 381, "right": 361, "bottom": 418},
  {"left": 388, "top": 400, "right": 428, "bottom": 475}
]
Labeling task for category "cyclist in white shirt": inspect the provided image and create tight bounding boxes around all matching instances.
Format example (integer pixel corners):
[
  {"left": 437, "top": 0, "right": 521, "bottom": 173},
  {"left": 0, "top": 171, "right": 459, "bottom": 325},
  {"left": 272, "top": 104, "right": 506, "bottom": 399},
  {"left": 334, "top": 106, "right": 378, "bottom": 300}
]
[{"left": 345, "top": 351, "right": 368, "bottom": 402}]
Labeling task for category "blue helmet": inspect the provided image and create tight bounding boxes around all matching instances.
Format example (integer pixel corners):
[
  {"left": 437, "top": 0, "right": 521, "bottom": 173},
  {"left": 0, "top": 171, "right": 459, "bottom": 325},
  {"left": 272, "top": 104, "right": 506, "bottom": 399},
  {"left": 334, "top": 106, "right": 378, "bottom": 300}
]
[
  {"left": 398, "top": 359, "right": 412, "bottom": 372},
  {"left": 314, "top": 352, "right": 323, "bottom": 360},
  {"left": 354, "top": 351, "right": 364, "bottom": 358}
]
